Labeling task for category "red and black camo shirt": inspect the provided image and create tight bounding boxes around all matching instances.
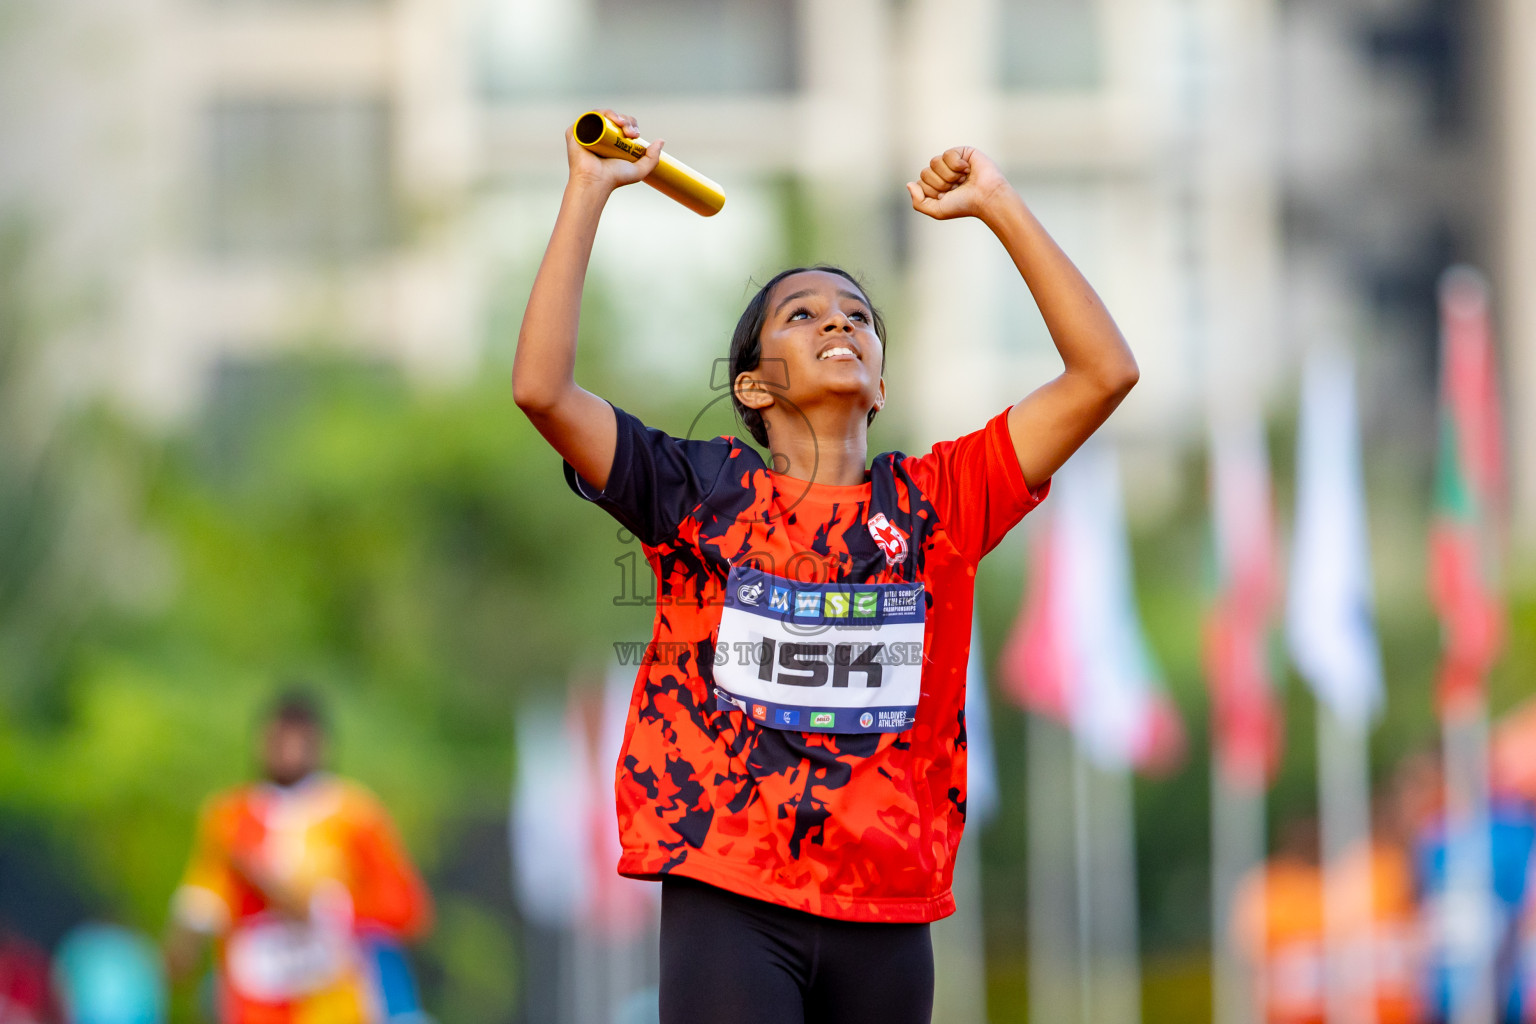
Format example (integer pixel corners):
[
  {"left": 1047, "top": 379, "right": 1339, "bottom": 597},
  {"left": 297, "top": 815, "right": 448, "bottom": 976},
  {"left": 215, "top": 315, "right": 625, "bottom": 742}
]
[{"left": 565, "top": 404, "right": 1048, "bottom": 922}]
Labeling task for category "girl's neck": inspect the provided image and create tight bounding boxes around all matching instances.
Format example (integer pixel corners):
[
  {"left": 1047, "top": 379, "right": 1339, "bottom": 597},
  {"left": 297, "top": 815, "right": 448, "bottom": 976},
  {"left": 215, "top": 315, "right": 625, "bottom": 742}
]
[{"left": 764, "top": 409, "right": 871, "bottom": 487}]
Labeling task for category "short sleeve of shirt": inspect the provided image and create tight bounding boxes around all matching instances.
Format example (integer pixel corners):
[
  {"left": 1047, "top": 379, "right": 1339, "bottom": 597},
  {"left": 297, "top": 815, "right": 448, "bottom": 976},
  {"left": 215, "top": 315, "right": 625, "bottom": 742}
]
[
  {"left": 563, "top": 403, "right": 737, "bottom": 546},
  {"left": 903, "top": 407, "right": 1050, "bottom": 565},
  {"left": 172, "top": 797, "right": 235, "bottom": 934}
]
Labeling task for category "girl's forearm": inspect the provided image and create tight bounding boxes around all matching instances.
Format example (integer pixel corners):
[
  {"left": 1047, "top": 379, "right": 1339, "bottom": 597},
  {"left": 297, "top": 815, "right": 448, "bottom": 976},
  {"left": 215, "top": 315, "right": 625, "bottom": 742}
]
[
  {"left": 512, "top": 179, "right": 612, "bottom": 412},
  {"left": 981, "top": 192, "right": 1139, "bottom": 394}
]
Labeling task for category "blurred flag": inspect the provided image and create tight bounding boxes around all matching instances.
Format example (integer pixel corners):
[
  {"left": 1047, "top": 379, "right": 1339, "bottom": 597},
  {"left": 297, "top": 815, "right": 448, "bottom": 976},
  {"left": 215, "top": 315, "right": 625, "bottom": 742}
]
[
  {"left": 1001, "top": 443, "right": 1184, "bottom": 774},
  {"left": 510, "top": 698, "right": 594, "bottom": 928},
  {"left": 1205, "top": 413, "right": 1282, "bottom": 790},
  {"left": 1286, "top": 350, "right": 1382, "bottom": 728},
  {"left": 965, "top": 621, "right": 1000, "bottom": 827},
  {"left": 1430, "top": 267, "right": 1505, "bottom": 713},
  {"left": 587, "top": 663, "right": 659, "bottom": 936}
]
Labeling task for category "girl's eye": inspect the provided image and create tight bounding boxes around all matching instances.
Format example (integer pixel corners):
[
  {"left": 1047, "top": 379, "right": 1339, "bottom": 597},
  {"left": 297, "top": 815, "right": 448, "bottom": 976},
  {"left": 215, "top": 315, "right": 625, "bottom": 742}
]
[
  {"left": 788, "top": 308, "right": 812, "bottom": 321},
  {"left": 849, "top": 310, "right": 869, "bottom": 322}
]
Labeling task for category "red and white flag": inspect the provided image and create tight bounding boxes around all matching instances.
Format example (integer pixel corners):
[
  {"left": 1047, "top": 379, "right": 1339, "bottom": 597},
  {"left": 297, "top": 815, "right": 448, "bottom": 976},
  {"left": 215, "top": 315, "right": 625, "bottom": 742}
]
[
  {"left": 1001, "top": 443, "right": 1184, "bottom": 774},
  {"left": 1205, "top": 413, "right": 1282, "bottom": 790}
]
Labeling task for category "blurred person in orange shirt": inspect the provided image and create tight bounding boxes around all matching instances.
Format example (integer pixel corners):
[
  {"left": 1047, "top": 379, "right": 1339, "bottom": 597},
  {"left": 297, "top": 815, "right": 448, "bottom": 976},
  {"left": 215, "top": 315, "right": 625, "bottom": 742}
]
[
  {"left": 1234, "top": 817, "right": 1327, "bottom": 1024},
  {"left": 164, "top": 692, "right": 432, "bottom": 1024}
]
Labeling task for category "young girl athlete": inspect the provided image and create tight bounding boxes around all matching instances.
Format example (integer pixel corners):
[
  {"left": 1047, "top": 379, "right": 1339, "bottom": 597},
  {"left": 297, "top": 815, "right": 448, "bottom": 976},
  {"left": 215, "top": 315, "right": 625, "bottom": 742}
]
[{"left": 514, "top": 110, "right": 1139, "bottom": 1024}]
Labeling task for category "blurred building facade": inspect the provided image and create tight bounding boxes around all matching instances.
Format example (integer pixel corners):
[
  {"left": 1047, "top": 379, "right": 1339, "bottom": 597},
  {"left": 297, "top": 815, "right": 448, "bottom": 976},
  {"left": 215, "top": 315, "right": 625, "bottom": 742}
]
[
  {"left": 0, "top": 0, "right": 480, "bottom": 421},
  {"left": 1, "top": 0, "right": 1533, "bottom": 554}
]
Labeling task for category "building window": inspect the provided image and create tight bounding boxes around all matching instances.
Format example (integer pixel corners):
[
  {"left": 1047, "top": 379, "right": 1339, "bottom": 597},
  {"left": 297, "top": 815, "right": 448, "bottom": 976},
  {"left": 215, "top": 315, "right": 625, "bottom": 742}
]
[
  {"left": 477, "top": 0, "right": 797, "bottom": 98},
  {"left": 999, "top": 0, "right": 1102, "bottom": 90},
  {"left": 204, "top": 98, "right": 393, "bottom": 259}
]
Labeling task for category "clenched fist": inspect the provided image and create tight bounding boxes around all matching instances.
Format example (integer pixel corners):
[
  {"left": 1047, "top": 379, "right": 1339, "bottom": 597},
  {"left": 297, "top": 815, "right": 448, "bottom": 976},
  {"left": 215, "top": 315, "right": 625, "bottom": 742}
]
[{"left": 906, "top": 147, "right": 1014, "bottom": 222}]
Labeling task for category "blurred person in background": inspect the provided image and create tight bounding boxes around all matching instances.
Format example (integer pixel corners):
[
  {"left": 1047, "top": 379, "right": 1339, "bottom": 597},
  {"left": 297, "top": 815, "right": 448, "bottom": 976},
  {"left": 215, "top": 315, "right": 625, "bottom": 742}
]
[
  {"left": 163, "top": 691, "right": 433, "bottom": 1024},
  {"left": 1233, "top": 817, "right": 1326, "bottom": 1024},
  {"left": 1492, "top": 702, "right": 1536, "bottom": 1022},
  {"left": 0, "top": 917, "right": 56, "bottom": 1024},
  {"left": 52, "top": 924, "right": 164, "bottom": 1024},
  {"left": 1413, "top": 748, "right": 1536, "bottom": 1024}
]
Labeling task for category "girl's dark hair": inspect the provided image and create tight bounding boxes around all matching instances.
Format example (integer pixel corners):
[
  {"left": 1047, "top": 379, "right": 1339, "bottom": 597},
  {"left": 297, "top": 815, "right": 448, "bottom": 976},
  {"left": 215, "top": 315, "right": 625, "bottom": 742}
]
[{"left": 729, "top": 265, "right": 887, "bottom": 448}]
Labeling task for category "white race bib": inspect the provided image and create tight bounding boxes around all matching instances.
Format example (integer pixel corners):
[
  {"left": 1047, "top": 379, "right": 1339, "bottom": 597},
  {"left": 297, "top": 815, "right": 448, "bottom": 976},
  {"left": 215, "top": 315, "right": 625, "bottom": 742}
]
[
  {"left": 712, "top": 565, "right": 925, "bottom": 734},
  {"left": 225, "top": 916, "right": 349, "bottom": 1001}
]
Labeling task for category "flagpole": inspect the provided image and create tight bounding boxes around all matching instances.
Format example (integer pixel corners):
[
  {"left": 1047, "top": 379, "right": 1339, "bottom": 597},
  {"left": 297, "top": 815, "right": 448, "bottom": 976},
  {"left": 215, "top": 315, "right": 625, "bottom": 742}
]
[
  {"left": 1316, "top": 700, "right": 1376, "bottom": 1024},
  {"left": 1093, "top": 761, "right": 1143, "bottom": 1024},
  {"left": 1443, "top": 698, "right": 1496, "bottom": 1024},
  {"left": 1073, "top": 740, "right": 1094, "bottom": 1024},
  {"left": 932, "top": 834, "right": 990, "bottom": 1024},
  {"left": 1211, "top": 764, "right": 1264, "bottom": 1024},
  {"left": 1029, "top": 714, "right": 1081, "bottom": 1024},
  {"left": 558, "top": 924, "right": 577, "bottom": 1024}
]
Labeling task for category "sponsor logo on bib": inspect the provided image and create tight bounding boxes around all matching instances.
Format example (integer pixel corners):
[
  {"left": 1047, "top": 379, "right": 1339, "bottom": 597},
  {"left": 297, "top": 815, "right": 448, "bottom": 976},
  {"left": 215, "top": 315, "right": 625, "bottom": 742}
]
[
  {"left": 852, "top": 592, "right": 877, "bottom": 617},
  {"left": 884, "top": 588, "right": 922, "bottom": 616},
  {"left": 810, "top": 711, "right": 835, "bottom": 728},
  {"left": 775, "top": 708, "right": 800, "bottom": 727},
  {"left": 770, "top": 586, "right": 791, "bottom": 612},
  {"left": 752, "top": 703, "right": 767, "bottom": 721},
  {"left": 859, "top": 712, "right": 874, "bottom": 728},
  {"left": 794, "top": 592, "right": 821, "bottom": 617},
  {"left": 824, "top": 592, "right": 849, "bottom": 618},
  {"left": 737, "top": 580, "right": 764, "bottom": 606}
]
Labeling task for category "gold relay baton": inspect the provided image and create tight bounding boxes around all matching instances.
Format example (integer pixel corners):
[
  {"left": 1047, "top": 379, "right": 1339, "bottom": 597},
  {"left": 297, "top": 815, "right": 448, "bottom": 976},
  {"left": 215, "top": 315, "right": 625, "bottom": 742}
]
[{"left": 572, "top": 111, "right": 725, "bottom": 217}]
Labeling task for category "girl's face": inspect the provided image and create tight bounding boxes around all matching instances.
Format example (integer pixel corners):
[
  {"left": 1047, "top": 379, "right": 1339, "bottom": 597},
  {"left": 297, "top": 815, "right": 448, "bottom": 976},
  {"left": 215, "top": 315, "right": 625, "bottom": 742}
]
[{"left": 749, "top": 270, "right": 885, "bottom": 430}]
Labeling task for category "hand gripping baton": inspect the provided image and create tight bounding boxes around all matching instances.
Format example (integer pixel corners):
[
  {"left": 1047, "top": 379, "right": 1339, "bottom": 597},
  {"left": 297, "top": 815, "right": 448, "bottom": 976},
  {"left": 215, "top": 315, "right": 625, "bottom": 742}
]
[{"left": 572, "top": 111, "right": 725, "bottom": 217}]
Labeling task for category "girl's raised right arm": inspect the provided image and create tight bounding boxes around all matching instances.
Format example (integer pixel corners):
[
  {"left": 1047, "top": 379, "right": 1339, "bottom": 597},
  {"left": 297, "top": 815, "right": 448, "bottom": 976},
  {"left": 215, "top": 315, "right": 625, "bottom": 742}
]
[{"left": 513, "top": 110, "right": 664, "bottom": 491}]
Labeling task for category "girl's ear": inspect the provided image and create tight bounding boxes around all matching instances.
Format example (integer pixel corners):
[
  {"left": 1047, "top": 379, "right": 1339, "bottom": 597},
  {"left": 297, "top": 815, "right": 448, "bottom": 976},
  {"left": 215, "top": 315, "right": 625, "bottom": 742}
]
[
  {"left": 734, "top": 371, "right": 776, "bottom": 411},
  {"left": 873, "top": 377, "right": 886, "bottom": 412}
]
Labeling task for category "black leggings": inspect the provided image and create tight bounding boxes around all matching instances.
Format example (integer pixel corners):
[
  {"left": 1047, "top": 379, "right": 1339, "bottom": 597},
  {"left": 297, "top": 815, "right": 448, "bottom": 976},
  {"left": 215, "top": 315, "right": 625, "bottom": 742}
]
[{"left": 659, "top": 876, "right": 935, "bottom": 1024}]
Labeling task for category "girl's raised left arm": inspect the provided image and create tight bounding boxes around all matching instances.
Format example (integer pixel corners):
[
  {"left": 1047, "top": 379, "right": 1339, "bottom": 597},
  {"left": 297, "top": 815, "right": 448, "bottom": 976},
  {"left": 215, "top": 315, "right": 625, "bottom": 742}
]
[{"left": 908, "top": 147, "right": 1139, "bottom": 490}]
